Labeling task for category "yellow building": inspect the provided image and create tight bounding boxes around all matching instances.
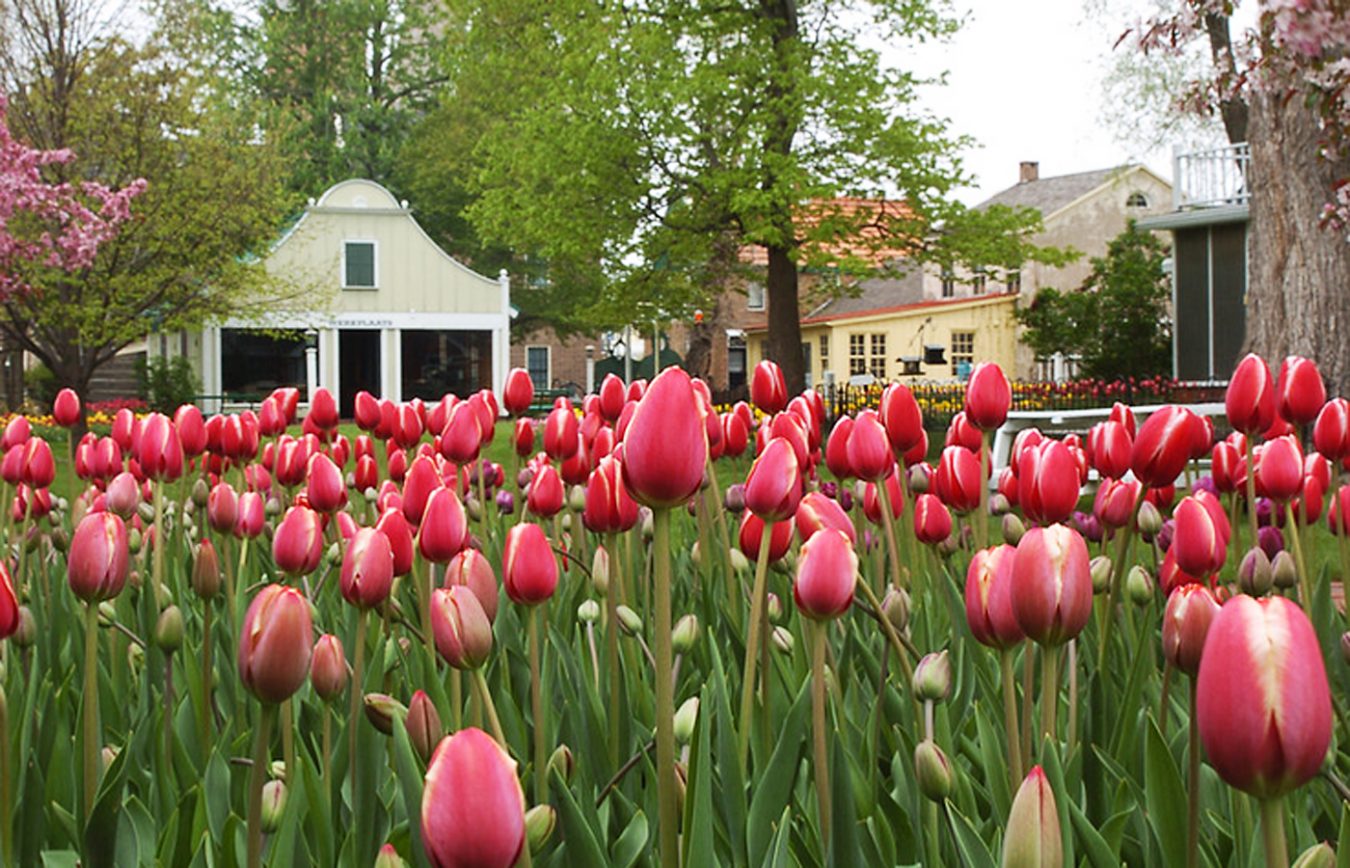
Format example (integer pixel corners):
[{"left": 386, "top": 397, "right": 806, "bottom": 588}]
[{"left": 746, "top": 290, "right": 1018, "bottom": 386}]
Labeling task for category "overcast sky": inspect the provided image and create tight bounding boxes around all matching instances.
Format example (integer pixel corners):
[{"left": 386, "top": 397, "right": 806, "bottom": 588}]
[{"left": 894, "top": 0, "right": 1237, "bottom": 205}]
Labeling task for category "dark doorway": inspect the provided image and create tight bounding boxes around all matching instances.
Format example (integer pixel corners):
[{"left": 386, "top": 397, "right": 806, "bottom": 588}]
[{"left": 340, "top": 330, "right": 381, "bottom": 418}]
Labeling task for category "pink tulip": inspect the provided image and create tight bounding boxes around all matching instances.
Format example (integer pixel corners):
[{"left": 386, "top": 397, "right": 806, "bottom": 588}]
[
  {"left": 750, "top": 360, "right": 788, "bottom": 416},
  {"left": 503, "top": 523, "right": 558, "bottom": 605},
  {"left": 964, "top": 545, "right": 1024, "bottom": 650},
  {"left": 737, "top": 511, "right": 793, "bottom": 563},
  {"left": 340, "top": 528, "right": 395, "bottom": 610},
  {"left": 235, "top": 491, "right": 265, "bottom": 539},
  {"left": 744, "top": 437, "right": 802, "bottom": 522},
  {"left": 308, "top": 387, "right": 339, "bottom": 430},
  {"left": 582, "top": 455, "right": 639, "bottom": 534},
  {"left": 137, "top": 412, "right": 184, "bottom": 482},
  {"left": 422, "top": 728, "right": 526, "bottom": 868},
  {"left": 964, "top": 362, "right": 1010, "bottom": 431},
  {"left": 311, "top": 634, "right": 348, "bottom": 702},
  {"left": 914, "top": 493, "right": 954, "bottom": 545},
  {"left": 793, "top": 529, "right": 856, "bottom": 620},
  {"left": 1276, "top": 355, "right": 1325, "bottom": 426},
  {"left": 526, "top": 463, "right": 564, "bottom": 518},
  {"left": 375, "top": 507, "right": 415, "bottom": 576},
  {"left": 1313, "top": 398, "right": 1350, "bottom": 461},
  {"left": 1018, "top": 439, "right": 1080, "bottom": 525},
  {"left": 621, "top": 367, "right": 708, "bottom": 509},
  {"left": 1162, "top": 583, "right": 1221, "bottom": 677},
  {"left": 238, "top": 584, "right": 314, "bottom": 704},
  {"left": 431, "top": 586, "right": 494, "bottom": 670},
  {"left": 52, "top": 388, "right": 80, "bottom": 427},
  {"left": 1171, "top": 495, "right": 1228, "bottom": 577},
  {"left": 444, "top": 548, "right": 500, "bottom": 623},
  {"left": 1011, "top": 524, "right": 1092, "bottom": 646},
  {"left": 501, "top": 367, "right": 535, "bottom": 417},
  {"left": 1226, "top": 353, "right": 1276, "bottom": 435},
  {"left": 1196, "top": 595, "right": 1331, "bottom": 798},
  {"left": 1257, "top": 434, "right": 1303, "bottom": 502},
  {"left": 1002, "top": 766, "right": 1062, "bottom": 868},
  {"left": 272, "top": 505, "right": 324, "bottom": 576},
  {"left": 174, "top": 404, "right": 207, "bottom": 457},
  {"left": 795, "top": 491, "right": 855, "bottom": 544},
  {"left": 880, "top": 382, "right": 924, "bottom": 455},
  {"left": 419, "top": 487, "right": 469, "bottom": 564},
  {"left": 68, "top": 512, "right": 130, "bottom": 602},
  {"left": 305, "top": 452, "right": 346, "bottom": 513},
  {"left": 846, "top": 410, "right": 892, "bottom": 482},
  {"left": 934, "top": 446, "right": 982, "bottom": 514},
  {"left": 543, "top": 405, "right": 579, "bottom": 460},
  {"left": 1131, "top": 405, "right": 1198, "bottom": 488}
]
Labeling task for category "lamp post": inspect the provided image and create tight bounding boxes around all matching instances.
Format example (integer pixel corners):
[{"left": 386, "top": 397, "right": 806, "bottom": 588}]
[{"left": 585, "top": 345, "right": 596, "bottom": 395}]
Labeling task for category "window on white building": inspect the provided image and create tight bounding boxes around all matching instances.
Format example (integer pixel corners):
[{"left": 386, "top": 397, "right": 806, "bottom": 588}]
[{"left": 343, "top": 241, "right": 377, "bottom": 288}]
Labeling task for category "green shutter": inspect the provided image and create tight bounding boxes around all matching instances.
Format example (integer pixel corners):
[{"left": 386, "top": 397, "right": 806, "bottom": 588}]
[{"left": 345, "top": 242, "right": 375, "bottom": 287}]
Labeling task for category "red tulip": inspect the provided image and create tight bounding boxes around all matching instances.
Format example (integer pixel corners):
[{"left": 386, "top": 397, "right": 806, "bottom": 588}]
[
  {"left": 273, "top": 505, "right": 325, "bottom": 576},
  {"left": 402, "top": 456, "right": 440, "bottom": 528},
  {"left": 1210, "top": 441, "right": 1244, "bottom": 493},
  {"left": 795, "top": 491, "right": 855, "bottom": 544},
  {"left": 1092, "top": 478, "right": 1140, "bottom": 530},
  {"left": 913, "top": 493, "right": 953, "bottom": 545},
  {"left": 394, "top": 403, "right": 424, "bottom": 450},
  {"left": 375, "top": 507, "right": 415, "bottom": 576},
  {"left": 445, "top": 548, "right": 500, "bottom": 623},
  {"left": 846, "top": 410, "right": 892, "bottom": 482},
  {"left": 511, "top": 418, "right": 535, "bottom": 459},
  {"left": 354, "top": 391, "right": 381, "bottom": 431},
  {"left": 1226, "top": 353, "right": 1276, "bottom": 435},
  {"left": 340, "top": 527, "right": 395, "bottom": 609},
  {"left": 1018, "top": 439, "right": 1080, "bottom": 525},
  {"left": 421, "top": 728, "right": 526, "bottom": 868},
  {"left": 934, "top": 446, "right": 982, "bottom": 514},
  {"left": 137, "top": 413, "right": 183, "bottom": 482},
  {"left": 597, "top": 374, "right": 625, "bottom": 422},
  {"left": 501, "top": 367, "right": 535, "bottom": 417},
  {"left": 431, "top": 586, "right": 494, "bottom": 670},
  {"left": 20, "top": 437, "right": 54, "bottom": 489},
  {"left": 272, "top": 387, "right": 300, "bottom": 424},
  {"left": 945, "top": 411, "right": 983, "bottom": 453},
  {"left": 106, "top": 471, "right": 139, "bottom": 519},
  {"left": 526, "top": 463, "right": 565, "bottom": 518},
  {"left": 1258, "top": 434, "right": 1303, "bottom": 502},
  {"left": 964, "top": 362, "right": 1010, "bottom": 431},
  {"left": 1087, "top": 420, "right": 1132, "bottom": 480},
  {"left": 1276, "top": 355, "right": 1325, "bottom": 426},
  {"left": 207, "top": 482, "right": 238, "bottom": 533},
  {"left": 67, "top": 512, "right": 130, "bottom": 603},
  {"left": 235, "top": 491, "right": 265, "bottom": 539},
  {"left": 419, "top": 487, "right": 469, "bottom": 564},
  {"left": 582, "top": 456, "right": 639, "bottom": 534},
  {"left": 1196, "top": 595, "right": 1331, "bottom": 798},
  {"left": 792, "top": 529, "right": 856, "bottom": 620},
  {"left": 175, "top": 404, "right": 207, "bottom": 457},
  {"left": 1131, "top": 405, "right": 1196, "bottom": 488},
  {"left": 53, "top": 388, "right": 80, "bottom": 427},
  {"left": 744, "top": 437, "right": 802, "bottom": 522},
  {"left": 441, "top": 401, "right": 483, "bottom": 465},
  {"left": 311, "top": 634, "right": 348, "bottom": 702},
  {"left": 305, "top": 452, "right": 346, "bottom": 513},
  {"left": 721, "top": 412, "right": 749, "bottom": 458},
  {"left": 823, "top": 416, "right": 854, "bottom": 480},
  {"left": 308, "top": 387, "right": 339, "bottom": 430},
  {"left": 767, "top": 412, "right": 810, "bottom": 470},
  {"left": 1313, "top": 398, "right": 1350, "bottom": 461},
  {"left": 880, "top": 382, "right": 923, "bottom": 454},
  {"left": 502, "top": 523, "right": 558, "bottom": 605},
  {"left": 737, "top": 511, "right": 793, "bottom": 563},
  {"left": 1162, "top": 583, "right": 1221, "bottom": 677},
  {"left": 1011, "top": 524, "right": 1092, "bottom": 646},
  {"left": 543, "top": 405, "right": 579, "bottom": 460},
  {"left": 965, "top": 545, "right": 1024, "bottom": 650},
  {"left": 1171, "top": 495, "right": 1228, "bottom": 577},
  {"left": 750, "top": 360, "right": 788, "bottom": 415},
  {"left": 862, "top": 468, "right": 906, "bottom": 524},
  {"left": 110, "top": 408, "right": 135, "bottom": 452},
  {"left": 622, "top": 367, "right": 707, "bottom": 509},
  {"left": 238, "top": 584, "right": 314, "bottom": 704}
]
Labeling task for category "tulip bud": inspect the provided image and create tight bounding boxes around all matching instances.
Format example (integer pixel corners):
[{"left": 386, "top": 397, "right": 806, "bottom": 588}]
[
  {"left": 1089, "top": 556, "right": 1112, "bottom": 594},
  {"left": 524, "top": 805, "right": 557, "bottom": 854},
  {"left": 101, "top": 745, "right": 119, "bottom": 774},
  {"left": 1136, "top": 500, "right": 1163, "bottom": 537},
  {"left": 422, "top": 728, "right": 526, "bottom": 868},
  {"left": 1126, "top": 565, "right": 1154, "bottom": 606},
  {"left": 364, "top": 693, "right": 409, "bottom": 736},
  {"left": 616, "top": 605, "right": 643, "bottom": 636},
  {"left": 192, "top": 538, "right": 222, "bottom": 599},
  {"left": 1292, "top": 843, "right": 1336, "bottom": 868},
  {"left": 407, "top": 690, "right": 443, "bottom": 766},
  {"left": 1002, "top": 512, "right": 1026, "bottom": 546},
  {"left": 729, "top": 548, "right": 751, "bottom": 573},
  {"left": 1272, "top": 550, "right": 1298, "bottom": 589},
  {"left": 12, "top": 606, "right": 34, "bottom": 648},
  {"left": 261, "top": 780, "right": 287, "bottom": 833},
  {"left": 1002, "top": 766, "right": 1062, "bottom": 868},
  {"left": 577, "top": 599, "right": 601, "bottom": 624},
  {"left": 1238, "top": 547, "right": 1273, "bottom": 596},
  {"left": 771, "top": 625, "right": 795, "bottom": 655},
  {"left": 914, "top": 740, "right": 954, "bottom": 802},
  {"left": 156, "top": 605, "right": 185, "bottom": 653},
  {"left": 674, "top": 696, "right": 700, "bottom": 745},
  {"left": 882, "top": 586, "right": 910, "bottom": 633},
  {"left": 672, "top": 614, "right": 700, "bottom": 654},
  {"left": 912, "top": 651, "right": 952, "bottom": 702},
  {"left": 547, "top": 744, "right": 574, "bottom": 784},
  {"left": 766, "top": 591, "right": 784, "bottom": 624},
  {"left": 374, "top": 843, "right": 406, "bottom": 868}
]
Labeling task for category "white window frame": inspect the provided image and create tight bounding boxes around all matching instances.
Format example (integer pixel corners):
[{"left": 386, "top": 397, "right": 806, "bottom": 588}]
[
  {"left": 746, "top": 282, "right": 766, "bottom": 311},
  {"left": 525, "top": 345, "right": 551, "bottom": 390},
  {"left": 341, "top": 239, "right": 379, "bottom": 290}
]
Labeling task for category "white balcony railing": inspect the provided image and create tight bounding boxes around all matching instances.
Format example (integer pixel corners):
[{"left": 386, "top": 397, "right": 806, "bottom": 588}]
[{"left": 1172, "top": 142, "right": 1250, "bottom": 210}]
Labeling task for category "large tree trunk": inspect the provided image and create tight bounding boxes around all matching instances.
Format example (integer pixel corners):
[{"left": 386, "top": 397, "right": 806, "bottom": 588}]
[
  {"left": 1245, "top": 90, "right": 1350, "bottom": 394},
  {"left": 765, "top": 244, "right": 805, "bottom": 393}
]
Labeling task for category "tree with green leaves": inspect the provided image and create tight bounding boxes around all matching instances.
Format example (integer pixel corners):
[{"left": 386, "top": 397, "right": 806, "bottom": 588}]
[
  {"left": 1016, "top": 222, "right": 1172, "bottom": 381},
  {"left": 0, "top": 0, "right": 302, "bottom": 413},
  {"left": 419, "top": 0, "right": 1071, "bottom": 391}
]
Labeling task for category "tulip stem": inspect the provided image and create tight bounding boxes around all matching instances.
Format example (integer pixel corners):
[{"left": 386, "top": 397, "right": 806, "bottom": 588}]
[
  {"left": 419, "top": 561, "right": 435, "bottom": 668},
  {"left": 281, "top": 699, "right": 295, "bottom": 788},
  {"left": 1259, "top": 796, "right": 1288, "bottom": 868},
  {"left": 349, "top": 608, "right": 368, "bottom": 813},
  {"left": 874, "top": 478, "right": 906, "bottom": 595},
  {"left": 1040, "top": 644, "right": 1060, "bottom": 746},
  {"left": 82, "top": 601, "right": 100, "bottom": 823},
  {"left": 321, "top": 707, "right": 331, "bottom": 785},
  {"left": 1244, "top": 440, "right": 1260, "bottom": 553},
  {"left": 853, "top": 575, "right": 915, "bottom": 686},
  {"left": 1097, "top": 488, "right": 1144, "bottom": 671},
  {"left": 0, "top": 681, "right": 10, "bottom": 868},
  {"left": 529, "top": 605, "right": 547, "bottom": 805},
  {"left": 999, "top": 649, "right": 1023, "bottom": 789},
  {"left": 247, "top": 703, "right": 277, "bottom": 868},
  {"left": 200, "top": 601, "right": 212, "bottom": 757},
  {"left": 1283, "top": 502, "right": 1314, "bottom": 609},
  {"left": 164, "top": 651, "right": 175, "bottom": 772},
  {"left": 737, "top": 520, "right": 775, "bottom": 772},
  {"left": 1020, "top": 646, "right": 1035, "bottom": 765},
  {"left": 471, "top": 669, "right": 507, "bottom": 749},
  {"left": 977, "top": 430, "right": 990, "bottom": 549},
  {"left": 704, "top": 457, "right": 740, "bottom": 628},
  {"left": 153, "top": 479, "right": 166, "bottom": 609},
  {"left": 1187, "top": 678, "right": 1200, "bottom": 868},
  {"left": 606, "top": 533, "right": 623, "bottom": 772},
  {"left": 810, "top": 621, "right": 831, "bottom": 849},
  {"left": 652, "top": 507, "right": 679, "bottom": 868}
]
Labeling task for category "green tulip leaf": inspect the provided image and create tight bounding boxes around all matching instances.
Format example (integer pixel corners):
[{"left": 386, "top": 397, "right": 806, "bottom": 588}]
[
  {"left": 391, "top": 717, "right": 431, "bottom": 868},
  {"left": 747, "top": 680, "right": 811, "bottom": 865},
  {"left": 1143, "top": 715, "right": 1187, "bottom": 866},
  {"left": 682, "top": 690, "right": 715, "bottom": 868},
  {"left": 610, "top": 810, "right": 648, "bottom": 868},
  {"left": 551, "top": 767, "right": 609, "bottom": 868},
  {"left": 944, "top": 800, "right": 997, "bottom": 868}
]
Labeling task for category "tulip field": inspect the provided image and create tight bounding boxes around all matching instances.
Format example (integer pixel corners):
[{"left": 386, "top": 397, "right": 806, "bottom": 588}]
[{"left": 5, "top": 354, "right": 1350, "bottom": 866}]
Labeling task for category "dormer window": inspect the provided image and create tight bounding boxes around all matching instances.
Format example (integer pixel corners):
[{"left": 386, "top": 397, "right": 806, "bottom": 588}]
[
  {"left": 746, "top": 282, "right": 765, "bottom": 311},
  {"left": 343, "top": 241, "right": 377, "bottom": 289},
  {"left": 1126, "top": 191, "right": 1149, "bottom": 208}
]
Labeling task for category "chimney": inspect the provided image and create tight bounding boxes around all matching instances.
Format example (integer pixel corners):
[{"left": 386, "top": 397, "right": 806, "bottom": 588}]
[{"left": 1019, "top": 161, "right": 1039, "bottom": 183}]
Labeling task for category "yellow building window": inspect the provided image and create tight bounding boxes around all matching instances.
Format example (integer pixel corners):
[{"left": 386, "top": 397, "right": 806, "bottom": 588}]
[
  {"left": 951, "top": 330, "right": 975, "bottom": 378},
  {"left": 869, "top": 333, "right": 886, "bottom": 379},
  {"left": 819, "top": 335, "right": 829, "bottom": 371},
  {"left": 848, "top": 334, "right": 866, "bottom": 376}
]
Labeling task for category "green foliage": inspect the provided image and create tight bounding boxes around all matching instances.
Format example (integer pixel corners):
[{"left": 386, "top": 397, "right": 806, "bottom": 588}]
[
  {"left": 1016, "top": 222, "right": 1173, "bottom": 380},
  {"left": 23, "top": 363, "right": 57, "bottom": 408},
  {"left": 134, "top": 356, "right": 200, "bottom": 413}
]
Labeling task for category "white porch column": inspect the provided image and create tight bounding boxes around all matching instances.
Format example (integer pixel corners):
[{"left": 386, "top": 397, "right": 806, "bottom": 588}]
[
  {"left": 305, "top": 333, "right": 318, "bottom": 404},
  {"left": 496, "top": 269, "right": 512, "bottom": 400},
  {"left": 391, "top": 328, "right": 403, "bottom": 403}
]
